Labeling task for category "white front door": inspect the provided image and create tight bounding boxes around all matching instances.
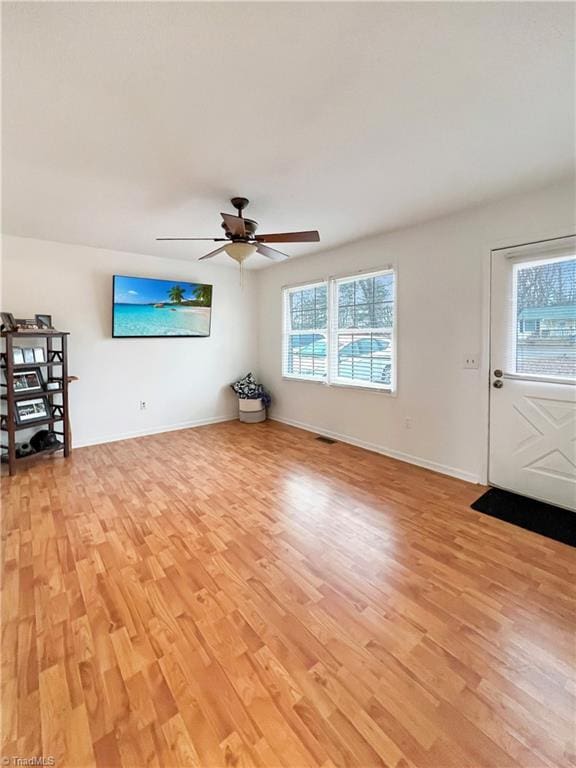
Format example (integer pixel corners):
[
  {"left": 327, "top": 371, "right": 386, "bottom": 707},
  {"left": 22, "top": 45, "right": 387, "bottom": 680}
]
[{"left": 489, "top": 236, "right": 576, "bottom": 510}]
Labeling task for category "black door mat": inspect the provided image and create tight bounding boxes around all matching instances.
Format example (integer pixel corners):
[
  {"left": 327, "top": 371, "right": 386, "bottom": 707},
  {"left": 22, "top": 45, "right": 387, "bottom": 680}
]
[{"left": 471, "top": 488, "right": 575, "bottom": 547}]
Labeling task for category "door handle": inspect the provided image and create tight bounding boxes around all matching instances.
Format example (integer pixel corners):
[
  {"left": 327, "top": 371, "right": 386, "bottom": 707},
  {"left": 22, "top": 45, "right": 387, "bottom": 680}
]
[
  {"left": 493, "top": 369, "right": 503, "bottom": 378},
  {"left": 493, "top": 379, "right": 503, "bottom": 389}
]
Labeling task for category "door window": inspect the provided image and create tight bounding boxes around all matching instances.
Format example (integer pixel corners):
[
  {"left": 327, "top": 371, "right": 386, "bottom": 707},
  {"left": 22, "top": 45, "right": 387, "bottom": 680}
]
[{"left": 513, "top": 256, "right": 576, "bottom": 380}]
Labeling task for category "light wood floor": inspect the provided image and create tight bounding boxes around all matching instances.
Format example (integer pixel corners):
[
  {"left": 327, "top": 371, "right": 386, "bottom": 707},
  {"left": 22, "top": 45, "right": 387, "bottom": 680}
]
[{"left": 1, "top": 421, "right": 574, "bottom": 768}]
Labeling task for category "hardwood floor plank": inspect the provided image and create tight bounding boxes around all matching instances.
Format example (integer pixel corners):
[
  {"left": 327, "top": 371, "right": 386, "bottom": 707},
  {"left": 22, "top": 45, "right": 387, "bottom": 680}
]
[{"left": 2, "top": 420, "right": 574, "bottom": 767}]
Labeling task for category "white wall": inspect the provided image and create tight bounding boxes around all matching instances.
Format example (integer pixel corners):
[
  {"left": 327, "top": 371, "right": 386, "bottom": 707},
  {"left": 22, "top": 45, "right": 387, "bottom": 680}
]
[
  {"left": 3, "top": 180, "right": 574, "bottom": 480},
  {"left": 1, "top": 237, "right": 258, "bottom": 447},
  {"left": 256, "top": 179, "right": 576, "bottom": 483}
]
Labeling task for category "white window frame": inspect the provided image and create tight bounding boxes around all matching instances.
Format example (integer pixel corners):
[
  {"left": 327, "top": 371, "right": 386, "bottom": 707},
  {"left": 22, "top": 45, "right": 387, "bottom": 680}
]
[
  {"left": 282, "top": 280, "right": 329, "bottom": 382},
  {"left": 330, "top": 268, "right": 396, "bottom": 392},
  {"left": 509, "top": 253, "right": 575, "bottom": 383},
  {"left": 282, "top": 268, "right": 397, "bottom": 393}
]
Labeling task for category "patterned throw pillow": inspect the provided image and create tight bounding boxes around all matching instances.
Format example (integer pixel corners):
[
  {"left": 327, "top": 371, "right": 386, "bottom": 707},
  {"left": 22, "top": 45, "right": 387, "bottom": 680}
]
[
  {"left": 231, "top": 372, "right": 259, "bottom": 399},
  {"left": 231, "top": 373, "right": 272, "bottom": 407}
]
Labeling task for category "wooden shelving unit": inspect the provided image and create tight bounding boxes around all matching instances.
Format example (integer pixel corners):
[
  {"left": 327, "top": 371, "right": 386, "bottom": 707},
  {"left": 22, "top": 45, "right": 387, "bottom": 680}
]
[{"left": 1, "top": 331, "right": 71, "bottom": 475}]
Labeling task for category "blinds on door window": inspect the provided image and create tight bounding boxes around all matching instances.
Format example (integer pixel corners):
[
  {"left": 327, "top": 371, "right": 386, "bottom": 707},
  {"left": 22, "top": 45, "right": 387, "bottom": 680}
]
[
  {"left": 331, "top": 270, "right": 395, "bottom": 389},
  {"left": 282, "top": 282, "right": 328, "bottom": 381},
  {"left": 498, "top": 236, "right": 576, "bottom": 381}
]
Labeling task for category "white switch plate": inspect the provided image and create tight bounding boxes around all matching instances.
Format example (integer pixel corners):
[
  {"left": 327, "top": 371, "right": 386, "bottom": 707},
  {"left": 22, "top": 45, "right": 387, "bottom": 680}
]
[{"left": 463, "top": 354, "right": 480, "bottom": 369}]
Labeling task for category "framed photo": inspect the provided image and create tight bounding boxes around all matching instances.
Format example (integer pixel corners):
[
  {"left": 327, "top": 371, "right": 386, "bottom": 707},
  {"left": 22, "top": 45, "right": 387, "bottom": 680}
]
[
  {"left": 13, "top": 348, "right": 24, "bottom": 365},
  {"left": 1, "top": 312, "right": 17, "bottom": 332},
  {"left": 23, "top": 348, "right": 35, "bottom": 364},
  {"left": 14, "top": 396, "right": 50, "bottom": 425},
  {"left": 12, "top": 368, "right": 44, "bottom": 393},
  {"left": 35, "top": 314, "right": 53, "bottom": 329},
  {"left": 33, "top": 347, "right": 46, "bottom": 363}
]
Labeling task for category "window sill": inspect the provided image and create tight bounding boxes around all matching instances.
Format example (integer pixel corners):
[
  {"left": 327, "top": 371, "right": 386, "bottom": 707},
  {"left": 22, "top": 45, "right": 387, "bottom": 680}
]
[
  {"left": 282, "top": 376, "right": 326, "bottom": 385},
  {"left": 282, "top": 376, "right": 396, "bottom": 395},
  {"left": 330, "top": 381, "right": 395, "bottom": 395}
]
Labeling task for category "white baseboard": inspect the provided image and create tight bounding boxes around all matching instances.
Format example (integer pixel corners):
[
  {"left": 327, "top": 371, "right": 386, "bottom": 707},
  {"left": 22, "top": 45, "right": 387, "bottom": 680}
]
[
  {"left": 270, "top": 414, "right": 481, "bottom": 485},
  {"left": 72, "top": 412, "right": 480, "bottom": 485},
  {"left": 73, "top": 415, "right": 236, "bottom": 449}
]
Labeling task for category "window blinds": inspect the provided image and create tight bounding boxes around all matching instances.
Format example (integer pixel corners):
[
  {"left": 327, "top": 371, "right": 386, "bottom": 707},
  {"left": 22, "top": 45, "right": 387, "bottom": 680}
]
[
  {"left": 282, "top": 269, "right": 396, "bottom": 390},
  {"left": 330, "top": 270, "right": 395, "bottom": 388},
  {"left": 282, "top": 282, "right": 328, "bottom": 381},
  {"left": 510, "top": 252, "right": 576, "bottom": 380}
]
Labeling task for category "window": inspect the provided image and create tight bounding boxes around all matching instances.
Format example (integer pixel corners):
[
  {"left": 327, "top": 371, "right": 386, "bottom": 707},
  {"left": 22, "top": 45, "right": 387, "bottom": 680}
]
[
  {"left": 513, "top": 255, "right": 576, "bottom": 379},
  {"left": 282, "top": 282, "right": 328, "bottom": 381},
  {"left": 332, "top": 271, "right": 395, "bottom": 388},
  {"left": 282, "top": 269, "right": 396, "bottom": 391}
]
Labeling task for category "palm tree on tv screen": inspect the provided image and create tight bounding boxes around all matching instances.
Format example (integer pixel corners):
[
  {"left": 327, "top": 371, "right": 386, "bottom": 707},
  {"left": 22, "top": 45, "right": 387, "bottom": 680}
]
[
  {"left": 168, "top": 285, "right": 186, "bottom": 304},
  {"left": 193, "top": 285, "right": 212, "bottom": 306}
]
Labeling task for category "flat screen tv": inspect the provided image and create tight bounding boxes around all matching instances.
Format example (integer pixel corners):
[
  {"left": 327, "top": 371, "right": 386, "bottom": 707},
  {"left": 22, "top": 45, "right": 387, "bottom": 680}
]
[{"left": 112, "top": 275, "right": 213, "bottom": 338}]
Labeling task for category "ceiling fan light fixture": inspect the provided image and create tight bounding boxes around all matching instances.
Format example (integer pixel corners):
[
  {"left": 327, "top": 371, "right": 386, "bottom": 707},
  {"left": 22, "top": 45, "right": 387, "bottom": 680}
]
[{"left": 224, "top": 242, "right": 257, "bottom": 263}]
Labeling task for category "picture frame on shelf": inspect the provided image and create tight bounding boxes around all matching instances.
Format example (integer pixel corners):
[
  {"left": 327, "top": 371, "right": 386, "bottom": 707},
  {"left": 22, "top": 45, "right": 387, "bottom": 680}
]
[
  {"left": 35, "top": 314, "right": 53, "bottom": 330},
  {"left": 14, "top": 396, "right": 50, "bottom": 425},
  {"left": 9, "top": 368, "right": 44, "bottom": 393},
  {"left": 13, "top": 348, "right": 24, "bottom": 365},
  {"left": 33, "top": 347, "right": 45, "bottom": 363},
  {"left": 23, "top": 348, "right": 35, "bottom": 364},
  {"left": 1, "top": 312, "right": 17, "bottom": 332}
]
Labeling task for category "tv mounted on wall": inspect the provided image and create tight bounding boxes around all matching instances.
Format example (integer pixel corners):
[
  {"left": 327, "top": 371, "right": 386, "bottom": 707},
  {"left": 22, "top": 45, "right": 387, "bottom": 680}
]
[{"left": 112, "top": 275, "right": 213, "bottom": 338}]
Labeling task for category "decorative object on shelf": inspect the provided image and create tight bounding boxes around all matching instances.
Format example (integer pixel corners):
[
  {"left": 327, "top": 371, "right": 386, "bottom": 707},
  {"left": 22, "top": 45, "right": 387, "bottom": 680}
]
[
  {"left": 231, "top": 372, "right": 271, "bottom": 423},
  {"left": 30, "top": 429, "right": 61, "bottom": 453},
  {"left": 15, "top": 319, "right": 40, "bottom": 331},
  {"left": 1, "top": 329, "right": 71, "bottom": 475},
  {"left": 35, "top": 314, "right": 54, "bottom": 329},
  {"left": 1, "top": 313, "right": 17, "bottom": 332},
  {"left": 10, "top": 368, "right": 44, "bottom": 393},
  {"left": 14, "top": 396, "right": 50, "bottom": 425},
  {"left": 15, "top": 441, "right": 34, "bottom": 458}
]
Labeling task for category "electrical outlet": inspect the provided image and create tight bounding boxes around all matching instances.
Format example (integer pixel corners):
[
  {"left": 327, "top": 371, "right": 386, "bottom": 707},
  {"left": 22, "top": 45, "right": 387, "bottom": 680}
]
[
  {"left": 404, "top": 417, "right": 412, "bottom": 430},
  {"left": 139, "top": 401, "right": 147, "bottom": 410},
  {"left": 463, "top": 354, "right": 480, "bottom": 369}
]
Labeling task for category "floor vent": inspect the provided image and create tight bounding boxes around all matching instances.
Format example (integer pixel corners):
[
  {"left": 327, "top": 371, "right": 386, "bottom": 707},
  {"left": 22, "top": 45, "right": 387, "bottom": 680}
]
[{"left": 316, "top": 435, "right": 336, "bottom": 444}]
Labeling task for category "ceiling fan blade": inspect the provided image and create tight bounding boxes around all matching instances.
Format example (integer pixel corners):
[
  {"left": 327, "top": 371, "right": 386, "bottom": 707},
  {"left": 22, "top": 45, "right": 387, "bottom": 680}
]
[
  {"left": 156, "top": 237, "right": 227, "bottom": 241},
  {"left": 255, "top": 230, "right": 320, "bottom": 243},
  {"left": 220, "top": 212, "right": 246, "bottom": 238},
  {"left": 199, "top": 245, "right": 229, "bottom": 261},
  {"left": 257, "top": 244, "right": 289, "bottom": 261}
]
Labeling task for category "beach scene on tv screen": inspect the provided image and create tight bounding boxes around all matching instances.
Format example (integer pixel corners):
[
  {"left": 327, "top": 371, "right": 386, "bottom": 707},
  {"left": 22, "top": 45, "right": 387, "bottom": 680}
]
[{"left": 113, "top": 276, "right": 212, "bottom": 337}]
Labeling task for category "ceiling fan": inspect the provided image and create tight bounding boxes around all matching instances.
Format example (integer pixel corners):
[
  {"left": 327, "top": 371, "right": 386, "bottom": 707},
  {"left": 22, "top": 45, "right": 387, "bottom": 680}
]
[{"left": 157, "top": 197, "right": 320, "bottom": 264}]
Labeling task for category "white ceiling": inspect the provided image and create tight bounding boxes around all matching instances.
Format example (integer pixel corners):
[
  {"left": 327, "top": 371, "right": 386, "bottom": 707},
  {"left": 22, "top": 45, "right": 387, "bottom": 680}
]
[{"left": 2, "top": 2, "right": 574, "bottom": 269}]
